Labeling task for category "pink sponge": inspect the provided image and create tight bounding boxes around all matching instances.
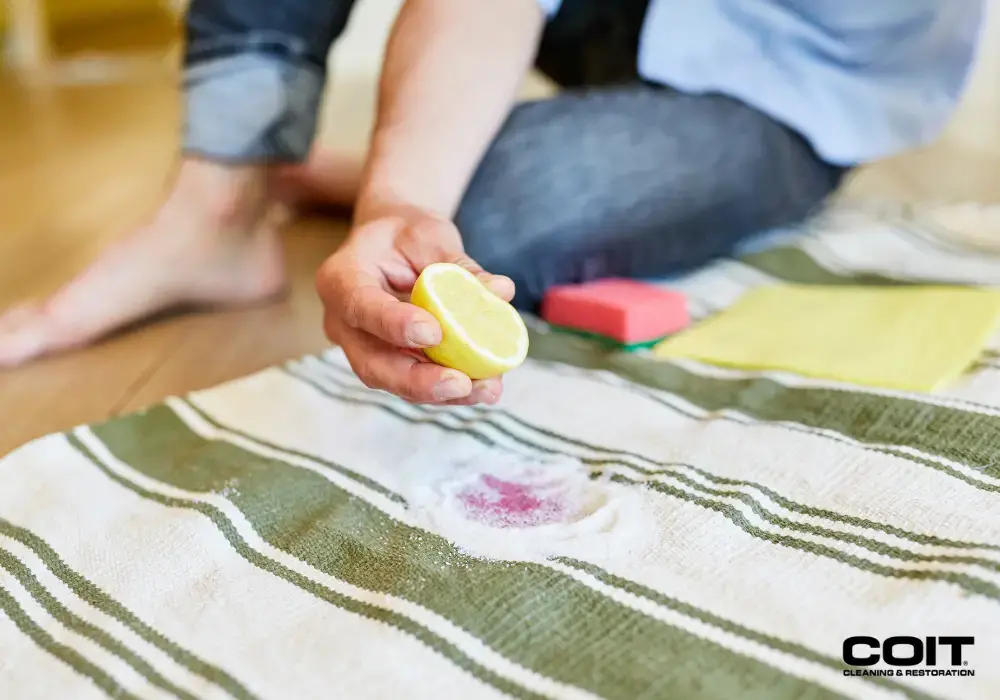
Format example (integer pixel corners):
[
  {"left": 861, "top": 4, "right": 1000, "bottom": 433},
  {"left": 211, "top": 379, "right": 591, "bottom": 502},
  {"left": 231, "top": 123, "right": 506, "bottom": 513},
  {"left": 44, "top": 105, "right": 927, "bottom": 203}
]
[{"left": 540, "top": 278, "right": 689, "bottom": 344}]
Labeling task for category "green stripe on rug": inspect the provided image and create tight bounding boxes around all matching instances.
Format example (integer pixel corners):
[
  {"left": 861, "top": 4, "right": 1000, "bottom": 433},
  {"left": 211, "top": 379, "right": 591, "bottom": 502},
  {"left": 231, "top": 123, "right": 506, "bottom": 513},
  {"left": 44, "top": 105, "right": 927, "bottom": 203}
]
[
  {"left": 290, "top": 365, "right": 1000, "bottom": 600},
  {"left": 86, "top": 408, "right": 851, "bottom": 700},
  {"left": 603, "top": 458, "right": 1000, "bottom": 553},
  {"left": 64, "top": 435, "right": 545, "bottom": 700},
  {"left": 177, "top": 388, "right": 947, "bottom": 700},
  {"left": 738, "top": 247, "right": 906, "bottom": 286},
  {"left": 0, "top": 581, "right": 139, "bottom": 700},
  {"left": 308, "top": 360, "right": 1000, "bottom": 555},
  {"left": 609, "top": 473, "right": 1000, "bottom": 601},
  {"left": 522, "top": 327, "right": 1000, "bottom": 489},
  {"left": 0, "top": 546, "right": 198, "bottom": 700},
  {"left": 0, "top": 518, "right": 260, "bottom": 700},
  {"left": 178, "top": 399, "right": 405, "bottom": 505},
  {"left": 553, "top": 558, "right": 942, "bottom": 700}
]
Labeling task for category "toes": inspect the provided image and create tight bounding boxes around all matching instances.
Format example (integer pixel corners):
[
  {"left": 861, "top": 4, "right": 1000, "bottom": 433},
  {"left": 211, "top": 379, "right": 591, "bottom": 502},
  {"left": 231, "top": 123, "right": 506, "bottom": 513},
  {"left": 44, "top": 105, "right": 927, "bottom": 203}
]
[
  {"left": 0, "top": 305, "right": 54, "bottom": 367},
  {"left": 0, "top": 303, "right": 40, "bottom": 330}
]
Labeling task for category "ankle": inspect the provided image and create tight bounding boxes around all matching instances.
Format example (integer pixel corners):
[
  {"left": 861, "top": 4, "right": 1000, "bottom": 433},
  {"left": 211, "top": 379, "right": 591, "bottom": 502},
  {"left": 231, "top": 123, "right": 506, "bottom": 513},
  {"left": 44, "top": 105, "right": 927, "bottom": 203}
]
[{"left": 167, "top": 158, "right": 273, "bottom": 230}]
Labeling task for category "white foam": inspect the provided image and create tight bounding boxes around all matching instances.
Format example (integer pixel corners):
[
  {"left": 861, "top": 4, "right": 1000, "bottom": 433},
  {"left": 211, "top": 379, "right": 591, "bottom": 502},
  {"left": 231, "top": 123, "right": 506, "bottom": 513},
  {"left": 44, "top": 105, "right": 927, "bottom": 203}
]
[{"left": 404, "top": 452, "right": 666, "bottom": 564}]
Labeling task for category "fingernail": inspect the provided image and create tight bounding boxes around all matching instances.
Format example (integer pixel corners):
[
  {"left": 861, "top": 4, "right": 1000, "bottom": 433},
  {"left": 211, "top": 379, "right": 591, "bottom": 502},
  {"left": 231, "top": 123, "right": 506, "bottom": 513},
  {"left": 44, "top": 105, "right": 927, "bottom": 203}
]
[
  {"left": 487, "top": 276, "right": 514, "bottom": 297},
  {"left": 434, "top": 372, "right": 469, "bottom": 401},
  {"left": 408, "top": 320, "right": 439, "bottom": 347},
  {"left": 467, "top": 382, "right": 500, "bottom": 404}
]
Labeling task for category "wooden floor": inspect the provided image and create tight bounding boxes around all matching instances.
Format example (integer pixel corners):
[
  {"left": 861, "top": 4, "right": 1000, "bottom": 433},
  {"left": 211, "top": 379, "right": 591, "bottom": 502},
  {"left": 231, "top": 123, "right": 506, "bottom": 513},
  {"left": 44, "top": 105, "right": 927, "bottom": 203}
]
[{"left": 0, "top": 67, "right": 346, "bottom": 456}]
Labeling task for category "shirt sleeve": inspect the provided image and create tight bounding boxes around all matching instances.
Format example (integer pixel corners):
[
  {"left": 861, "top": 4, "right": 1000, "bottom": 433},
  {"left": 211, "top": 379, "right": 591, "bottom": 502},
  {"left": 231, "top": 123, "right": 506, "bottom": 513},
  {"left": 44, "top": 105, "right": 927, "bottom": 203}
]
[{"left": 535, "top": 0, "right": 562, "bottom": 17}]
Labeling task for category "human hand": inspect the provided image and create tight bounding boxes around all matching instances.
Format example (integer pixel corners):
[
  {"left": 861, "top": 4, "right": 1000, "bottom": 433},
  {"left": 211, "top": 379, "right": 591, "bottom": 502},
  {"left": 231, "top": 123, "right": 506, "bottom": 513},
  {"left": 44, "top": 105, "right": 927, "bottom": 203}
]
[{"left": 316, "top": 213, "right": 515, "bottom": 405}]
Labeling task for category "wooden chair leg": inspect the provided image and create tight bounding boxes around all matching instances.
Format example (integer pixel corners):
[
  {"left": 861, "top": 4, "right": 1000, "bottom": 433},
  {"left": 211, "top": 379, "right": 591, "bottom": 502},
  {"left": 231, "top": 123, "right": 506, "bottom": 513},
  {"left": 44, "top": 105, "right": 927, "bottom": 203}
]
[
  {"left": 5, "top": 0, "right": 52, "bottom": 83},
  {"left": 5, "top": 0, "right": 183, "bottom": 87}
]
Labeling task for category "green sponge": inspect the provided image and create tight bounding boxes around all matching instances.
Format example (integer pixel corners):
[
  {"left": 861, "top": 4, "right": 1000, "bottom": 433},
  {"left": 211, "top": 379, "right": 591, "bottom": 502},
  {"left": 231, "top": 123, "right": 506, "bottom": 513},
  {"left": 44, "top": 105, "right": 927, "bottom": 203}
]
[{"left": 548, "top": 325, "right": 665, "bottom": 353}]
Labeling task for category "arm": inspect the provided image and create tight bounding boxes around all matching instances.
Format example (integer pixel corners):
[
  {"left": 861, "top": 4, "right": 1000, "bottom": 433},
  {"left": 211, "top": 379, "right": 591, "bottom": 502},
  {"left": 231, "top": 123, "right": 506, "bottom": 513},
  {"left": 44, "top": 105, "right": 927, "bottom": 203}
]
[
  {"left": 353, "top": 0, "right": 546, "bottom": 225},
  {"left": 317, "top": 0, "right": 545, "bottom": 406}
]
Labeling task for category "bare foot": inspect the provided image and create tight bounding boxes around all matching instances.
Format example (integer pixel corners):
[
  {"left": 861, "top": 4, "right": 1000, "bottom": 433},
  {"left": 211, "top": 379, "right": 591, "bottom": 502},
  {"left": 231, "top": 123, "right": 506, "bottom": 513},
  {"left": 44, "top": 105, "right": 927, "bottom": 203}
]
[
  {"left": 272, "top": 149, "right": 364, "bottom": 212},
  {"left": 0, "top": 160, "right": 288, "bottom": 367}
]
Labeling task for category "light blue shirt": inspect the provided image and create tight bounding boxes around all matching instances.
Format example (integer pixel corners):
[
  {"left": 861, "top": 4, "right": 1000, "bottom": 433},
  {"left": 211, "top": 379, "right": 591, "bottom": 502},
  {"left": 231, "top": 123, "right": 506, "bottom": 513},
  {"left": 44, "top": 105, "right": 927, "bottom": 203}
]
[{"left": 536, "top": 0, "right": 984, "bottom": 165}]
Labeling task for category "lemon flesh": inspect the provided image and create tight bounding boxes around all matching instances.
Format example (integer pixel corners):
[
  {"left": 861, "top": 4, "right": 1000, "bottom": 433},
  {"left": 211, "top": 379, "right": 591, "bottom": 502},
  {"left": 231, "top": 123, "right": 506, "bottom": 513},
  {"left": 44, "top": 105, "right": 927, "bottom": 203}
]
[{"left": 410, "top": 263, "right": 529, "bottom": 379}]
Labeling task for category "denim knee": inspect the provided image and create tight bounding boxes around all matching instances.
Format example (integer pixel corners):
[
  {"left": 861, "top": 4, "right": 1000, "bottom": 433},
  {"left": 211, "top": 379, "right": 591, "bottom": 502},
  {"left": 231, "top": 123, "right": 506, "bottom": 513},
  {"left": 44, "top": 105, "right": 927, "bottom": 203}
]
[
  {"left": 183, "top": 52, "right": 324, "bottom": 163},
  {"left": 181, "top": 0, "right": 358, "bottom": 163}
]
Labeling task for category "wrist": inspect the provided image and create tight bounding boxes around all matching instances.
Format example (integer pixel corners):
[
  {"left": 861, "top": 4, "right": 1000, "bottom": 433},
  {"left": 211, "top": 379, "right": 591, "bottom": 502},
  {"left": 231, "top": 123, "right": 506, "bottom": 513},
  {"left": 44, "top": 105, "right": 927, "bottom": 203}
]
[
  {"left": 352, "top": 193, "right": 442, "bottom": 229},
  {"left": 352, "top": 169, "right": 453, "bottom": 230},
  {"left": 353, "top": 130, "right": 465, "bottom": 227},
  {"left": 350, "top": 183, "right": 465, "bottom": 254}
]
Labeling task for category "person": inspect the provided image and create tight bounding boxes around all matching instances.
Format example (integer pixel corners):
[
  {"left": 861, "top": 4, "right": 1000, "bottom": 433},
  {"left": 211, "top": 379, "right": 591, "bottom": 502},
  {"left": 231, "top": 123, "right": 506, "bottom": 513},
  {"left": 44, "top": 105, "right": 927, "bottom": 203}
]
[{"left": 0, "top": 0, "right": 984, "bottom": 406}]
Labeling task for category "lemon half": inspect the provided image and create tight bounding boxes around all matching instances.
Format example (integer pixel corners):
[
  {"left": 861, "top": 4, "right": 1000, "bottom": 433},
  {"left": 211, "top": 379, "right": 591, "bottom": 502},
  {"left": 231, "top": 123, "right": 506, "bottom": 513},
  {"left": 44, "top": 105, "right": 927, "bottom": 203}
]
[{"left": 410, "top": 263, "right": 529, "bottom": 379}]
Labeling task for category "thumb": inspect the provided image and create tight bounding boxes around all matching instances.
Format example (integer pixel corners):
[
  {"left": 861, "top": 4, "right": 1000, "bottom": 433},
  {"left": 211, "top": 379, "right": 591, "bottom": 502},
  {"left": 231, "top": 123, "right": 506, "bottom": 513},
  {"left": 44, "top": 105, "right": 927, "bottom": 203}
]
[
  {"left": 399, "top": 217, "right": 516, "bottom": 302},
  {"left": 449, "top": 254, "right": 516, "bottom": 303}
]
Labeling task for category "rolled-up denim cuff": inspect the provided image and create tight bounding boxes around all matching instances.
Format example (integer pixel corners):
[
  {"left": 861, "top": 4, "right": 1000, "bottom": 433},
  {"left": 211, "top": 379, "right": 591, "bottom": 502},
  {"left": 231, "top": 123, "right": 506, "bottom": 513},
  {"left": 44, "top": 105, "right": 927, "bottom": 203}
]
[{"left": 183, "top": 50, "right": 324, "bottom": 164}]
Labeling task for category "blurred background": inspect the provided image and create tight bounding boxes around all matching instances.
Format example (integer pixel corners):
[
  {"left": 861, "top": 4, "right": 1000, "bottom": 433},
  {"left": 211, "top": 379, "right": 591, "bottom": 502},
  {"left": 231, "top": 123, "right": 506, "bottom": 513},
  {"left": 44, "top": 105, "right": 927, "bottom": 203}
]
[{"left": 0, "top": 0, "right": 998, "bottom": 454}]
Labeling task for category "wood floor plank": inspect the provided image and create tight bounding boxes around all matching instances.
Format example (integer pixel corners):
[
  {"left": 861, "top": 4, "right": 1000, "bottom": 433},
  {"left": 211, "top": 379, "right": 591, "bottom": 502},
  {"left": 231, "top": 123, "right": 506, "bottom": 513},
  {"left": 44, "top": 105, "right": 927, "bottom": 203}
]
[
  {"left": 0, "top": 71, "right": 181, "bottom": 455},
  {"left": 0, "top": 49, "right": 345, "bottom": 455},
  {"left": 118, "top": 222, "right": 343, "bottom": 414},
  {"left": 0, "top": 323, "right": 181, "bottom": 456}
]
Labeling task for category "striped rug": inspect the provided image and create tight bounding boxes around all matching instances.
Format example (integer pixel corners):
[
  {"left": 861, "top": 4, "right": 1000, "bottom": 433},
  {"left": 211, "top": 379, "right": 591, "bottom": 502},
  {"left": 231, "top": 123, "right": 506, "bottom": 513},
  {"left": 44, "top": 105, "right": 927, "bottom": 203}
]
[{"left": 2, "top": 204, "right": 1000, "bottom": 700}]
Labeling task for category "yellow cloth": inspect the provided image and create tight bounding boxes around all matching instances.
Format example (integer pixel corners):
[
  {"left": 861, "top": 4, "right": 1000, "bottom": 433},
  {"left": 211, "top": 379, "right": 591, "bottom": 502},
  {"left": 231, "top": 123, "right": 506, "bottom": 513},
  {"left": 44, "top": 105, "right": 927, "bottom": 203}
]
[{"left": 653, "top": 284, "right": 1000, "bottom": 392}]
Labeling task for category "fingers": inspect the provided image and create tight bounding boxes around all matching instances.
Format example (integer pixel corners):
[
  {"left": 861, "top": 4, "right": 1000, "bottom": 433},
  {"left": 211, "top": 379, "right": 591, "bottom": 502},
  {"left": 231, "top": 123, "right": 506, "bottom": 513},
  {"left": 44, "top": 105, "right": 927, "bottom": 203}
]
[
  {"left": 345, "top": 333, "right": 474, "bottom": 403},
  {"left": 403, "top": 351, "right": 504, "bottom": 405},
  {"left": 342, "top": 284, "right": 443, "bottom": 348},
  {"left": 438, "top": 378, "right": 503, "bottom": 406},
  {"left": 318, "top": 257, "right": 440, "bottom": 349},
  {"left": 343, "top": 331, "right": 504, "bottom": 405},
  {"left": 452, "top": 255, "right": 516, "bottom": 302},
  {"left": 315, "top": 217, "right": 512, "bottom": 406},
  {"left": 397, "top": 218, "right": 516, "bottom": 302}
]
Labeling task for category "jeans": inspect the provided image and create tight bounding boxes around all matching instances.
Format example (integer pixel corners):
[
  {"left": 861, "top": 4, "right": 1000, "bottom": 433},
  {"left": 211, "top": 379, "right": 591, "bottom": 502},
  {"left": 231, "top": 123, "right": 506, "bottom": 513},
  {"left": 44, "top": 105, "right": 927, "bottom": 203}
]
[{"left": 183, "top": 0, "right": 848, "bottom": 311}]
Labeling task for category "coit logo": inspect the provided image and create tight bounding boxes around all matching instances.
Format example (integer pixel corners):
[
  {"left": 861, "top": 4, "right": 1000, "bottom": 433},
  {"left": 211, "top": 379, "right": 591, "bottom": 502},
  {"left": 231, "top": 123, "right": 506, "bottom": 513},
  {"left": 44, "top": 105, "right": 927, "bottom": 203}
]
[{"left": 841, "top": 636, "right": 975, "bottom": 678}]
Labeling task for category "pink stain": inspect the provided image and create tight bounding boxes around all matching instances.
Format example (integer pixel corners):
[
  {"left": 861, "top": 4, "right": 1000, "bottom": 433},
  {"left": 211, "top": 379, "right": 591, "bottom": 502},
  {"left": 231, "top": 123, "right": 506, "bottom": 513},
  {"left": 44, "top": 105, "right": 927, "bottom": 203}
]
[{"left": 458, "top": 474, "right": 564, "bottom": 528}]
